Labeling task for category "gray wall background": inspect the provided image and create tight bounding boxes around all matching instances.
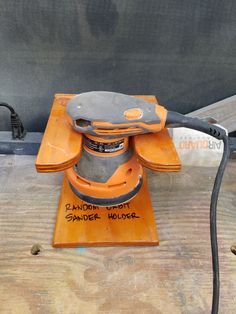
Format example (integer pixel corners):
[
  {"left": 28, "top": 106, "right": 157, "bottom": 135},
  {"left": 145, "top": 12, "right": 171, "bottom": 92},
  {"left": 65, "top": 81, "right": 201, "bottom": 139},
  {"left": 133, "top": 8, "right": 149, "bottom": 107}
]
[{"left": 0, "top": 0, "right": 235, "bottom": 132}]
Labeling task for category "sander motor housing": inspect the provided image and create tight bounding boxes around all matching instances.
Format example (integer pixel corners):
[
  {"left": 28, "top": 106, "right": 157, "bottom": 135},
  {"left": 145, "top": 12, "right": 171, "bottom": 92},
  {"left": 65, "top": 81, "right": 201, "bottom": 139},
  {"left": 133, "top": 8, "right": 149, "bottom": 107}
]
[{"left": 64, "top": 91, "right": 176, "bottom": 206}]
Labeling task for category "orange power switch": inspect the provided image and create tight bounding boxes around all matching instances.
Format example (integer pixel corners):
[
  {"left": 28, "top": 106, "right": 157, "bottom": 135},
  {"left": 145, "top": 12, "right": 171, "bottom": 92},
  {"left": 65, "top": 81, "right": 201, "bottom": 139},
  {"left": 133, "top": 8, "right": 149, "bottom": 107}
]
[{"left": 124, "top": 108, "right": 143, "bottom": 120}]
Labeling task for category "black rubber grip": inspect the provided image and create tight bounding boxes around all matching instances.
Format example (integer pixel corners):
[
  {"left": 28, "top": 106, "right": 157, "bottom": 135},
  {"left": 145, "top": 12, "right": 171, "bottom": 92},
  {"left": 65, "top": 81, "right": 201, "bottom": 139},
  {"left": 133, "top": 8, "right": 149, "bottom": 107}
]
[{"left": 166, "top": 111, "right": 226, "bottom": 140}]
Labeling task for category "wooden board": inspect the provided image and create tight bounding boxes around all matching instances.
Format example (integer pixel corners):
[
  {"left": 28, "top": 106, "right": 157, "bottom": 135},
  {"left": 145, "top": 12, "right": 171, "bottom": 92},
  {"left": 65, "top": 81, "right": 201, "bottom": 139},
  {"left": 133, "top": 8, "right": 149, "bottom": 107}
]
[
  {"left": 1, "top": 155, "right": 236, "bottom": 314},
  {"left": 37, "top": 93, "right": 182, "bottom": 247},
  {"left": 36, "top": 93, "right": 162, "bottom": 173},
  {"left": 36, "top": 94, "right": 165, "bottom": 173},
  {"left": 35, "top": 94, "right": 82, "bottom": 172},
  {"left": 187, "top": 95, "right": 236, "bottom": 132},
  {"left": 53, "top": 172, "right": 158, "bottom": 247},
  {"left": 134, "top": 128, "right": 181, "bottom": 172}
]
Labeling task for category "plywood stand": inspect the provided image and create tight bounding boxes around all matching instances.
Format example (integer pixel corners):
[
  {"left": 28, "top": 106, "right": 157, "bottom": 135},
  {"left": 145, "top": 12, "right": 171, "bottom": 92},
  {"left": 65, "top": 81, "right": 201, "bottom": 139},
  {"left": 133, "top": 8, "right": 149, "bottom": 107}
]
[{"left": 35, "top": 93, "right": 181, "bottom": 248}]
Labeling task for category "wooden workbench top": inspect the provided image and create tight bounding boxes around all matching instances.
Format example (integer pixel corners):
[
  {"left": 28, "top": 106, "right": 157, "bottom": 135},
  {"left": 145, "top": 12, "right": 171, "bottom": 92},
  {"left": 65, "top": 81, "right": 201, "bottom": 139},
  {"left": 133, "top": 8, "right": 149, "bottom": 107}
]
[{"left": 0, "top": 155, "right": 235, "bottom": 314}]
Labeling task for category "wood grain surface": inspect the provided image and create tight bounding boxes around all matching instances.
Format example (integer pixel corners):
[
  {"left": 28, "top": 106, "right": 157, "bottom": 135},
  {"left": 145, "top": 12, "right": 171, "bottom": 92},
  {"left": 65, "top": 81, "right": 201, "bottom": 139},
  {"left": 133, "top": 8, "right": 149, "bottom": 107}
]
[
  {"left": 0, "top": 155, "right": 236, "bottom": 314},
  {"left": 187, "top": 95, "right": 236, "bottom": 133}
]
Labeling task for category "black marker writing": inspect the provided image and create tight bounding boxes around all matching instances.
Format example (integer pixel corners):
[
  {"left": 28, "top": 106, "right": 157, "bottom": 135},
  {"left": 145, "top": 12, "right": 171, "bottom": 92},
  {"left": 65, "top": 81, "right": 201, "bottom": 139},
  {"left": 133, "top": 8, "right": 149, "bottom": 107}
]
[
  {"left": 108, "top": 212, "right": 140, "bottom": 220},
  {"left": 65, "top": 203, "right": 99, "bottom": 211},
  {"left": 65, "top": 213, "right": 101, "bottom": 222},
  {"left": 106, "top": 202, "right": 130, "bottom": 211}
]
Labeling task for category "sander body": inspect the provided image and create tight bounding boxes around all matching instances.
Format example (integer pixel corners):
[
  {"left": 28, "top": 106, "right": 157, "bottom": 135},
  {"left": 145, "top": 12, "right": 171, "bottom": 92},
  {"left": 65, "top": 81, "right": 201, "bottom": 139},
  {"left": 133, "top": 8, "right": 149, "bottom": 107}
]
[{"left": 64, "top": 91, "right": 170, "bottom": 205}]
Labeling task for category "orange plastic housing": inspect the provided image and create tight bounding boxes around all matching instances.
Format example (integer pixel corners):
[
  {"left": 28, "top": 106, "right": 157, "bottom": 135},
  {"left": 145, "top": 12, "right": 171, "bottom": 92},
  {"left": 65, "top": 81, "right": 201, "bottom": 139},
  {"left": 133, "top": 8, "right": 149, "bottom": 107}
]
[
  {"left": 65, "top": 155, "right": 143, "bottom": 199},
  {"left": 92, "top": 103, "right": 166, "bottom": 135}
]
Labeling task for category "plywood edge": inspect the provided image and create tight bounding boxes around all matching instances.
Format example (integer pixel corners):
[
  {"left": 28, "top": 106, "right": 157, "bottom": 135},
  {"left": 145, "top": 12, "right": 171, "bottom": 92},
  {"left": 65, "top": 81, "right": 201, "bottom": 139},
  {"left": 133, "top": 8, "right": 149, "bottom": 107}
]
[{"left": 52, "top": 240, "right": 159, "bottom": 248}]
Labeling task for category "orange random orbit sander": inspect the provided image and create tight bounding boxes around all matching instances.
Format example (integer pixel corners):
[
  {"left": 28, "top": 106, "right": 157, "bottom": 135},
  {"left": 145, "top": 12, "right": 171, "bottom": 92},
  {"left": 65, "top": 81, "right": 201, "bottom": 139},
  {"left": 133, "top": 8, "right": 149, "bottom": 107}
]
[{"left": 63, "top": 92, "right": 178, "bottom": 205}]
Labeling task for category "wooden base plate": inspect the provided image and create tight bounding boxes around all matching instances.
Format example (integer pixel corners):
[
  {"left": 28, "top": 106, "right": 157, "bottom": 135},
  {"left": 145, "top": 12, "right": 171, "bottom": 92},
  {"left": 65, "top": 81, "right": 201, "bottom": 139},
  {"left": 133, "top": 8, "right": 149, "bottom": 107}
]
[{"left": 53, "top": 172, "right": 159, "bottom": 247}]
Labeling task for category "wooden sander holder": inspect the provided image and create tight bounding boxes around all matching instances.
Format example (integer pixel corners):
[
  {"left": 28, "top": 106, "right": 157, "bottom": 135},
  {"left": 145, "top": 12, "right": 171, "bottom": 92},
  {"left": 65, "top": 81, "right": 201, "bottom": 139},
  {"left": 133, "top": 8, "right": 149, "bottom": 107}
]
[{"left": 36, "top": 94, "right": 181, "bottom": 247}]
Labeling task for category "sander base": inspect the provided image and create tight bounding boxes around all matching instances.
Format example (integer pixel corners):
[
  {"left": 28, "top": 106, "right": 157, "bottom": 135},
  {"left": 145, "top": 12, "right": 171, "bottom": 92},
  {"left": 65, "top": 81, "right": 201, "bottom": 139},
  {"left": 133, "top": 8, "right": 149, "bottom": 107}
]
[{"left": 53, "top": 171, "right": 159, "bottom": 247}]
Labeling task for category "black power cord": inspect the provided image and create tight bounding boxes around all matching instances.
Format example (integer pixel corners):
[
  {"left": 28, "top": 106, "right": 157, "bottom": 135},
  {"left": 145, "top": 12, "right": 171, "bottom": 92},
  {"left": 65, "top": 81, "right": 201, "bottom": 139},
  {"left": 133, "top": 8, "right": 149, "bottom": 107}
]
[
  {"left": 210, "top": 135, "right": 230, "bottom": 313},
  {"left": 166, "top": 112, "right": 230, "bottom": 314},
  {"left": 0, "top": 102, "right": 26, "bottom": 139}
]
